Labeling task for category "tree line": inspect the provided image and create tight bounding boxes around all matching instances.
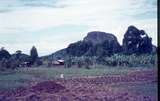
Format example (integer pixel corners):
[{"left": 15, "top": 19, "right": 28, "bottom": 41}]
[
  {"left": 63, "top": 54, "right": 157, "bottom": 69},
  {"left": 0, "top": 46, "right": 157, "bottom": 71},
  {"left": 0, "top": 46, "right": 41, "bottom": 71}
]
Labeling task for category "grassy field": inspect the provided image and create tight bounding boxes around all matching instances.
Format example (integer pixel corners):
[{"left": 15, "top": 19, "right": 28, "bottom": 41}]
[
  {"left": 0, "top": 66, "right": 156, "bottom": 90},
  {"left": 0, "top": 66, "right": 157, "bottom": 101}
]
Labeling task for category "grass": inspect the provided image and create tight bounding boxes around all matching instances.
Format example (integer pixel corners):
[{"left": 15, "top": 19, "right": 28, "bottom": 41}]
[{"left": 0, "top": 66, "right": 156, "bottom": 90}]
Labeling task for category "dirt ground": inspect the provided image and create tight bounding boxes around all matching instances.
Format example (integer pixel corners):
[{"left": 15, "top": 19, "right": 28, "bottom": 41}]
[{"left": 0, "top": 70, "right": 157, "bottom": 101}]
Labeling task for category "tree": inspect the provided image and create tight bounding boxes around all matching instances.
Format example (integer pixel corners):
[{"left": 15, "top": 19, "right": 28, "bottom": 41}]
[
  {"left": 84, "top": 57, "right": 92, "bottom": 69},
  {"left": 30, "top": 46, "right": 38, "bottom": 65},
  {"left": 77, "top": 59, "right": 83, "bottom": 68},
  {"left": 0, "top": 47, "right": 11, "bottom": 60},
  {"left": 64, "top": 57, "right": 72, "bottom": 68},
  {"left": 15, "top": 50, "right": 22, "bottom": 60}
]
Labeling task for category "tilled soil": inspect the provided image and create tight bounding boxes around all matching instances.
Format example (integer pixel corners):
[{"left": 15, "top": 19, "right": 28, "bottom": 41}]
[{"left": 0, "top": 70, "right": 157, "bottom": 101}]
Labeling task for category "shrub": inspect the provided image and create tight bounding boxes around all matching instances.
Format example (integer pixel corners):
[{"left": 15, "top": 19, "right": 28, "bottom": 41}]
[
  {"left": 30, "top": 46, "right": 38, "bottom": 65},
  {"left": 84, "top": 57, "right": 92, "bottom": 69},
  {"left": 36, "top": 59, "right": 43, "bottom": 66},
  {"left": 64, "top": 57, "right": 72, "bottom": 68},
  {"left": 103, "top": 54, "right": 157, "bottom": 67}
]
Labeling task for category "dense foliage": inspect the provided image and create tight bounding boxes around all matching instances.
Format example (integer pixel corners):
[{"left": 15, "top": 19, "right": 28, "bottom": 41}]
[
  {"left": 0, "top": 48, "right": 11, "bottom": 61},
  {"left": 30, "top": 46, "right": 38, "bottom": 64},
  {"left": 64, "top": 54, "right": 157, "bottom": 68},
  {"left": 0, "top": 46, "right": 42, "bottom": 71},
  {"left": 0, "top": 25, "right": 158, "bottom": 70}
]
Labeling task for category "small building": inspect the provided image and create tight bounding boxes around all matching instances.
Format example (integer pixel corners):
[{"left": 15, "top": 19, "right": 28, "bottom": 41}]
[
  {"left": 52, "top": 59, "right": 64, "bottom": 65},
  {"left": 19, "top": 62, "right": 31, "bottom": 67}
]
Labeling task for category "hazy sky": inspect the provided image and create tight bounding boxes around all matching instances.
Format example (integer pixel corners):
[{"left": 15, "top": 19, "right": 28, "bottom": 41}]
[{"left": 0, "top": 0, "right": 157, "bottom": 56}]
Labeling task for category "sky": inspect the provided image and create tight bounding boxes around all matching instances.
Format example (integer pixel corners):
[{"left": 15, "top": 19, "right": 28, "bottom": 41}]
[{"left": 0, "top": 0, "right": 157, "bottom": 56}]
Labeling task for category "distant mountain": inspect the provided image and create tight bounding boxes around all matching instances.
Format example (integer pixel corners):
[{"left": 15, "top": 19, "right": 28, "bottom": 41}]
[
  {"left": 51, "top": 49, "right": 67, "bottom": 59},
  {"left": 43, "top": 25, "right": 156, "bottom": 59},
  {"left": 41, "top": 49, "right": 67, "bottom": 60}
]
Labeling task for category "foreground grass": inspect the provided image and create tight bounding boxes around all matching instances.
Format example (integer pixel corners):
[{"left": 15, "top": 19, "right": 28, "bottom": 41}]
[{"left": 0, "top": 66, "right": 156, "bottom": 90}]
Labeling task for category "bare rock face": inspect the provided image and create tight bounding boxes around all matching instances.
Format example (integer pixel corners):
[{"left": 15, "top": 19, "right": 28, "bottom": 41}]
[
  {"left": 122, "top": 25, "right": 153, "bottom": 54},
  {"left": 66, "top": 31, "right": 122, "bottom": 56},
  {"left": 83, "top": 31, "right": 117, "bottom": 45},
  {"left": 66, "top": 41, "right": 92, "bottom": 57}
]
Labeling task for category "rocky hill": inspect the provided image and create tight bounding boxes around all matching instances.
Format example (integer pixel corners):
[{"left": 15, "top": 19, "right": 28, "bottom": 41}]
[
  {"left": 45, "top": 25, "right": 156, "bottom": 59},
  {"left": 66, "top": 31, "right": 122, "bottom": 57},
  {"left": 83, "top": 31, "right": 119, "bottom": 45},
  {"left": 123, "top": 25, "right": 155, "bottom": 54}
]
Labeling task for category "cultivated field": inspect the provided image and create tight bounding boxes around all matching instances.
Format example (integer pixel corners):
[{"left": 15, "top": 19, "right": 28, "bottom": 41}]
[{"left": 0, "top": 66, "right": 157, "bottom": 101}]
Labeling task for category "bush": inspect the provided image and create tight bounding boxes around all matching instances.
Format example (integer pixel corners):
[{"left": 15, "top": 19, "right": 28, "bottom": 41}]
[
  {"left": 64, "top": 57, "right": 72, "bottom": 68},
  {"left": 76, "top": 58, "right": 83, "bottom": 68},
  {"left": 36, "top": 59, "right": 43, "bottom": 66},
  {"left": 84, "top": 57, "right": 92, "bottom": 69},
  {"left": 68, "top": 54, "right": 157, "bottom": 68},
  {"left": 103, "top": 54, "right": 157, "bottom": 67}
]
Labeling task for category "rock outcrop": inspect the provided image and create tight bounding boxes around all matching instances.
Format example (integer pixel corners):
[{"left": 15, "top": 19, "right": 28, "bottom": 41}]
[
  {"left": 83, "top": 31, "right": 118, "bottom": 45},
  {"left": 122, "top": 25, "right": 153, "bottom": 54},
  {"left": 66, "top": 31, "right": 122, "bottom": 57},
  {"left": 47, "top": 26, "right": 156, "bottom": 59}
]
